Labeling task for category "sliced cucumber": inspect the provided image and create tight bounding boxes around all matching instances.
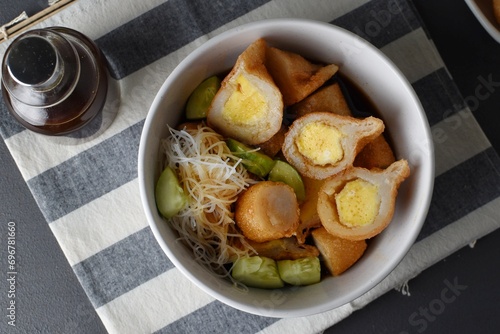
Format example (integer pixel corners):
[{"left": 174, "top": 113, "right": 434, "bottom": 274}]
[
  {"left": 226, "top": 138, "right": 276, "bottom": 178},
  {"left": 277, "top": 257, "right": 321, "bottom": 286},
  {"left": 185, "top": 75, "right": 221, "bottom": 120},
  {"left": 155, "top": 166, "right": 187, "bottom": 219},
  {"left": 268, "top": 160, "right": 306, "bottom": 201},
  {"left": 232, "top": 256, "right": 284, "bottom": 289}
]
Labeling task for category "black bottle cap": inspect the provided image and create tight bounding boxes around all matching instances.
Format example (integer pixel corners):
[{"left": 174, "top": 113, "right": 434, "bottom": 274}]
[{"left": 7, "top": 36, "right": 57, "bottom": 86}]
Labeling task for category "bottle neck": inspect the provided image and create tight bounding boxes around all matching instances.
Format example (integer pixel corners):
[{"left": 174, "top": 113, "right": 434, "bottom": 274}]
[{"left": 1, "top": 29, "right": 81, "bottom": 107}]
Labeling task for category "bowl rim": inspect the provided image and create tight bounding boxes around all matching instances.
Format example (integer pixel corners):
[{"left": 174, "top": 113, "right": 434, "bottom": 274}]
[
  {"left": 464, "top": 0, "right": 500, "bottom": 44},
  {"left": 138, "top": 18, "right": 435, "bottom": 318}
]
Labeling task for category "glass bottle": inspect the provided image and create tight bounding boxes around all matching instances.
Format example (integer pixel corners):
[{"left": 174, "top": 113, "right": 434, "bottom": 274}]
[{"left": 1, "top": 27, "right": 109, "bottom": 135}]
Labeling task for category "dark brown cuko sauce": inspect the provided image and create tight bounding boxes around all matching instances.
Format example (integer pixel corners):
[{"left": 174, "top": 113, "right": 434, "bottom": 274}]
[
  {"left": 1, "top": 27, "right": 108, "bottom": 136},
  {"left": 336, "top": 73, "right": 395, "bottom": 148}
]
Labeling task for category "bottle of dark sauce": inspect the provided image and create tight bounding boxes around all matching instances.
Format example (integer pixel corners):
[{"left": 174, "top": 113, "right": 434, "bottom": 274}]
[{"left": 1, "top": 27, "right": 108, "bottom": 136}]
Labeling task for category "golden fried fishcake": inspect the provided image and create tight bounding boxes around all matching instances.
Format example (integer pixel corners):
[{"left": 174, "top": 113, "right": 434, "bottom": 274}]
[
  {"left": 295, "top": 176, "right": 324, "bottom": 244},
  {"left": 288, "top": 82, "right": 395, "bottom": 170},
  {"left": 282, "top": 112, "right": 384, "bottom": 180},
  {"left": 289, "top": 83, "right": 352, "bottom": 117},
  {"left": 257, "top": 124, "right": 287, "bottom": 157},
  {"left": 311, "top": 227, "right": 367, "bottom": 276},
  {"left": 207, "top": 39, "right": 283, "bottom": 145},
  {"left": 265, "top": 46, "right": 338, "bottom": 106},
  {"left": 354, "top": 134, "right": 396, "bottom": 169},
  {"left": 245, "top": 237, "right": 319, "bottom": 261},
  {"left": 235, "top": 181, "right": 299, "bottom": 243},
  {"left": 317, "top": 159, "right": 410, "bottom": 241}
]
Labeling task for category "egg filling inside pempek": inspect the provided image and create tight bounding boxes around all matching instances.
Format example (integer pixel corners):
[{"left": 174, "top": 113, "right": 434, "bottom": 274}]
[
  {"left": 335, "top": 179, "right": 380, "bottom": 227},
  {"left": 296, "top": 122, "right": 344, "bottom": 166},
  {"left": 223, "top": 75, "right": 267, "bottom": 125}
]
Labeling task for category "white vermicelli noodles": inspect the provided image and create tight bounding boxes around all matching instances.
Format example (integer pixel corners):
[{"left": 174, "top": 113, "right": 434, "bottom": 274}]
[{"left": 161, "top": 124, "right": 257, "bottom": 279}]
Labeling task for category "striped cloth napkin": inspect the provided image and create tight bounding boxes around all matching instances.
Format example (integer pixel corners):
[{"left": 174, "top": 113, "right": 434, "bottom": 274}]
[{"left": 1, "top": 0, "right": 499, "bottom": 333}]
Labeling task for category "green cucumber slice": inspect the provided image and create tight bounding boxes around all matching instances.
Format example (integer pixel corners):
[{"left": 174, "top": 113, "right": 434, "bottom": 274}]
[
  {"left": 277, "top": 257, "right": 321, "bottom": 286},
  {"left": 268, "top": 160, "right": 306, "bottom": 201},
  {"left": 226, "top": 138, "right": 276, "bottom": 178},
  {"left": 155, "top": 166, "right": 187, "bottom": 219},
  {"left": 185, "top": 75, "right": 221, "bottom": 120},
  {"left": 232, "top": 256, "right": 284, "bottom": 289}
]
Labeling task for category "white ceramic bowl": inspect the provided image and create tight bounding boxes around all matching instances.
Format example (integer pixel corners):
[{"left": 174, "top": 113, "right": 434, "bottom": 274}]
[{"left": 138, "top": 19, "right": 434, "bottom": 318}]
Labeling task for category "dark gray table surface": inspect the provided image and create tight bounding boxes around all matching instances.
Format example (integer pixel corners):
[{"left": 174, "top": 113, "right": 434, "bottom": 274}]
[{"left": 1, "top": 1, "right": 499, "bottom": 333}]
